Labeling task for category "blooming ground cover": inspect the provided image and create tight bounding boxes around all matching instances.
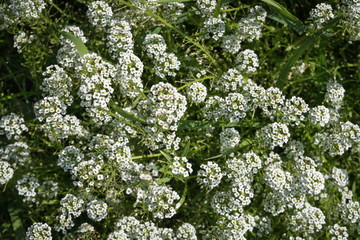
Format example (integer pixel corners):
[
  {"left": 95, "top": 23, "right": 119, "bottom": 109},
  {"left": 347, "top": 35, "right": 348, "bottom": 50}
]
[{"left": 0, "top": 0, "right": 359, "bottom": 239}]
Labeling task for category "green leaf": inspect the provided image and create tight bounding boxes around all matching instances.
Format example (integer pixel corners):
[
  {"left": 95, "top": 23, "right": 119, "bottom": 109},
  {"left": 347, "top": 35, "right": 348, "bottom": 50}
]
[
  {"left": 352, "top": 181, "right": 356, "bottom": 194},
  {"left": 205, "top": 138, "right": 253, "bottom": 160},
  {"left": 214, "top": 0, "right": 223, "bottom": 17},
  {"left": 261, "top": 0, "right": 306, "bottom": 34},
  {"left": 181, "top": 141, "right": 191, "bottom": 158},
  {"left": 160, "top": 150, "right": 173, "bottom": 162},
  {"left": 8, "top": 205, "right": 25, "bottom": 240},
  {"left": 176, "top": 182, "right": 188, "bottom": 209},
  {"left": 178, "top": 120, "right": 212, "bottom": 129},
  {"left": 155, "top": 177, "right": 172, "bottom": 184},
  {"left": 277, "top": 15, "right": 342, "bottom": 89},
  {"left": 109, "top": 101, "right": 147, "bottom": 125},
  {"left": 0, "top": 91, "right": 41, "bottom": 101},
  {"left": 152, "top": 27, "right": 162, "bottom": 34},
  {"left": 61, "top": 31, "right": 89, "bottom": 57},
  {"left": 267, "top": 14, "right": 288, "bottom": 26}
]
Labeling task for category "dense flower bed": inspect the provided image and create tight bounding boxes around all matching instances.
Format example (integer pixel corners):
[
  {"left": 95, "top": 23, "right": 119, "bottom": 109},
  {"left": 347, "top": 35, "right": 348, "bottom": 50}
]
[{"left": 0, "top": 0, "right": 359, "bottom": 239}]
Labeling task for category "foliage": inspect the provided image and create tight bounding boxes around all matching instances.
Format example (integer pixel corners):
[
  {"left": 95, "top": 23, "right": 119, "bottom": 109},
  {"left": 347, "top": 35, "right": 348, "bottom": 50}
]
[{"left": 0, "top": 0, "right": 359, "bottom": 239}]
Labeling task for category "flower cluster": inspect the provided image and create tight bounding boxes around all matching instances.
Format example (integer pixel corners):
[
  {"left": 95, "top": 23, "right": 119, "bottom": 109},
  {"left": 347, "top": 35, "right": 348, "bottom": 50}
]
[
  {"left": 325, "top": 81, "right": 345, "bottom": 109},
  {"left": 220, "top": 5, "right": 266, "bottom": 54},
  {"left": 212, "top": 68, "right": 245, "bottom": 93},
  {"left": 16, "top": 175, "right": 40, "bottom": 203},
  {"left": 0, "top": 113, "right": 28, "bottom": 140},
  {"left": 40, "top": 65, "right": 73, "bottom": 106},
  {"left": 341, "top": 0, "right": 360, "bottom": 39},
  {"left": 221, "top": 34, "right": 242, "bottom": 54},
  {"left": 236, "top": 49, "right": 259, "bottom": 74},
  {"left": 34, "top": 97, "right": 66, "bottom": 122},
  {"left": 13, "top": 31, "right": 34, "bottom": 53},
  {"left": 237, "top": 6, "right": 267, "bottom": 43},
  {"left": 196, "top": 0, "right": 217, "bottom": 16},
  {"left": 329, "top": 224, "right": 349, "bottom": 240},
  {"left": 220, "top": 128, "right": 240, "bottom": 153},
  {"left": 331, "top": 167, "right": 349, "bottom": 188},
  {"left": 115, "top": 51, "right": 144, "bottom": 99},
  {"left": 222, "top": 93, "right": 250, "bottom": 122},
  {"left": 226, "top": 151, "right": 262, "bottom": 179},
  {"left": 34, "top": 97, "right": 85, "bottom": 141},
  {"left": 281, "top": 96, "right": 309, "bottom": 125},
  {"left": 143, "top": 34, "right": 180, "bottom": 78},
  {"left": 55, "top": 194, "right": 84, "bottom": 233},
  {"left": 138, "top": 82, "right": 187, "bottom": 150},
  {"left": 207, "top": 213, "right": 256, "bottom": 240},
  {"left": 203, "top": 92, "right": 249, "bottom": 122},
  {"left": 138, "top": 184, "right": 180, "bottom": 219},
  {"left": 57, "top": 26, "right": 88, "bottom": 70},
  {"left": 201, "top": 17, "right": 226, "bottom": 41},
  {"left": 257, "top": 122, "right": 290, "bottom": 149},
  {"left": 309, "top": 3, "right": 335, "bottom": 29},
  {"left": 176, "top": 223, "right": 197, "bottom": 240},
  {"left": 0, "top": 161, "right": 14, "bottom": 185},
  {"left": 0, "top": 141, "right": 31, "bottom": 166},
  {"left": 308, "top": 105, "right": 331, "bottom": 127},
  {"left": 2, "top": 1, "right": 360, "bottom": 239},
  {"left": 86, "top": 200, "right": 108, "bottom": 222},
  {"left": 314, "top": 121, "right": 360, "bottom": 156},
  {"left": 0, "top": 0, "right": 46, "bottom": 29},
  {"left": 289, "top": 203, "right": 326, "bottom": 237},
  {"left": 186, "top": 82, "right": 207, "bottom": 104},
  {"left": 76, "top": 52, "right": 115, "bottom": 125},
  {"left": 109, "top": 216, "right": 179, "bottom": 239},
  {"left": 25, "top": 222, "right": 52, "bottom": 240},
  {"left": 88, "top": 134, "right": 132, "bottom": 170},
  {"left": 70, "top": 154, "right": 105, "bottom": 190},
  {"left": 197, "top": 161, "right": 223, "bottom": 189},
  {"left": 87, "top": 1, "right": 113, "bottom": 29},
  {"left": 170, "top": 156, "right": 193, "bottom": 178},
  {"left": 107, "top": 19, "right": 134, "bottom": 59}
]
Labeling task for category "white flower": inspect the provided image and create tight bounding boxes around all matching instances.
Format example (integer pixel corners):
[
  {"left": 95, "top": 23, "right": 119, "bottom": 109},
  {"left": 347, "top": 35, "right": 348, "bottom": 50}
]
[
  {"left": 0, "top": 113, "right": 28, "bottom": 140},
  {"left": 86, "top": 200, "right": 108, "bottom": 221},
  {"left": 187, "top": 82, "right": 207, "bottom": 104},
  {"left": 0, "top": 161, "right": 14, "bottom": 185},
  {"left": 25, "top": 222, "right": 52, "bottom": 240}
]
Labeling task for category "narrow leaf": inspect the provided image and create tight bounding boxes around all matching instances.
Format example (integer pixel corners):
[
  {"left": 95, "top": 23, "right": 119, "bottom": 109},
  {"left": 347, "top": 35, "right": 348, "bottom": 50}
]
[
  {"left": 205, "top": 139, "right": 253, "bottom": 160},
  {"left": 352, "top": 181, "right": 356, "bottom": 194},
  {"left": 155, "top": 177, "right": 172, "bottom": 184},
  {"left": 261, "top": 0, "right": 306, "bottom": 34},
  {"left": 152, "top": 27, "right": 162, "bottom": 34},
  {"left": 61, "top": 31, "right": 89, "bottom": 57},
  {"left": 176, "top": 182, "right": 188, "bottom": 209},
  {"left": 160, "top": 150, "right": 173, "bottom": 162},
  {"left": 277, "top": 15, "right": 342, "bottom": 89},
  {"left": 178, "top": 120, "right": 212, "bottom": 129},
  {"left": 267, "top": 14, "right": 288, "bottom": 26},
  {"left": 8, "top": 205, "right": 25, "bottom": 240},
  {"left": 109, "top": 102, "right": 147, "bottom": 125},
  {"left": 214, "top": 0, "right": 223, "bottom": 17},
  {"left": 181, "top": 141, "right": 191, "bottom": 157}
]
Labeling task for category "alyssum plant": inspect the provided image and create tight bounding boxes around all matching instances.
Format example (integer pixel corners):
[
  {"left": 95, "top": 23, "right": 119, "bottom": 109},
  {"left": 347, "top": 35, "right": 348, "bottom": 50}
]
[{"left": 0, "top": 0, "right": 359, "bottom": 239}]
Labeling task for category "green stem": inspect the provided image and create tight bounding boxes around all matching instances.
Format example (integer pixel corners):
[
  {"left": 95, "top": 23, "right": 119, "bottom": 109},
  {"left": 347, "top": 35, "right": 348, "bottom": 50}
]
[
  {"left": 131, "top": 153, "right": 162, "bottom": 160},
  {"left": 117, "top": 0, "right": 218, "bottom": 66},
  {"left": 221, "top": 5, "right": 251, "bottom": 12},
  {"left": 177, "top": 76, "right": 215, "bottom": 91}
]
